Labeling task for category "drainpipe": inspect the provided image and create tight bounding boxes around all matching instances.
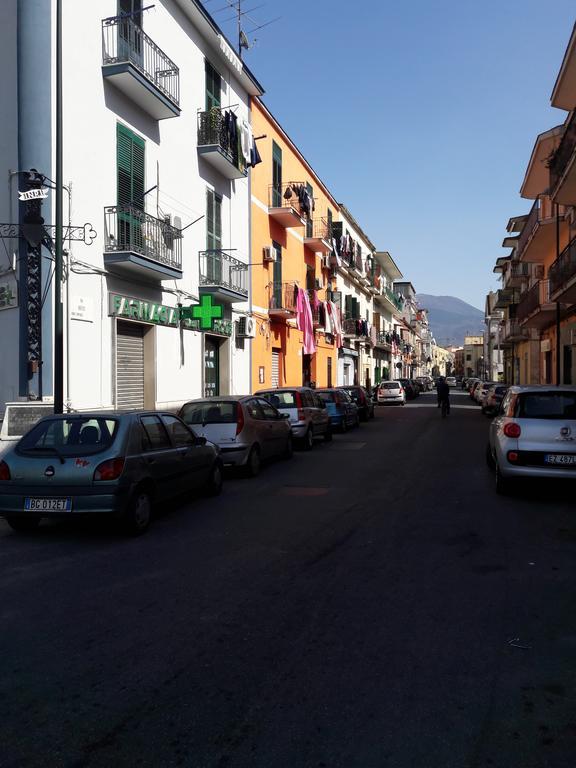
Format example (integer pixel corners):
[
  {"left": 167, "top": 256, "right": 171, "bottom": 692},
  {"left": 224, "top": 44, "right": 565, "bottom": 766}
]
[
  {"left": 555, "top": 203, "right": 561, "bottom": 387},
  {"left": 54, "top": 0, "right": 64, "bottom": 413}
]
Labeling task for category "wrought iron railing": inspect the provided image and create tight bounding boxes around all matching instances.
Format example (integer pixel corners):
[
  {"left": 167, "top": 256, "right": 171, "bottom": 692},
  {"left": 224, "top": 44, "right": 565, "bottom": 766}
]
[
  {"left": 503, "top": 319, "right": 529, "bottom": 340},
  {"left": 550, "top": 112, "right": 576, "bottom": 195},
  {"left": 269, "top": 281, "right": 298, "bottom": 313},
  {"left": 549, "top": 234, "right": 576, "bottom": 296},
  {"left": 515, "top": 199, "right": 540, "bottom": 258},
  {"left": 197, "top": 108, "right": 245, "bottom": 174},
  {"left": 102, "top": 16, "right": 180, "bottom": 107},
  {"left": 509, "top": 261, "right": 531, "bottom": 279},
  {"left": 199, "top": 250, "right": 248, "bottom": 297},
  {"left": 375, "top": 331, "right": 392, "bottom": 348},
  {"left": 385, "top": 287, "right": 403, "bottom": 311},
  {"left": 104, "top": 205, "right": 182, "bottom": 270},
  {"left": 342, "top": 317, "right": 370, "bottom": 337},
  {"left": 307, "top": 289, "right": 321, "bottom": 324},
  {"left": 517, "top": 280, "right": 550, "bottom": 322},
  {"left": 304, "top": 218, "right": 330, "bottom": 241},
  {"left": 268, "top": 182, "right": 313, "bottom": 217}
]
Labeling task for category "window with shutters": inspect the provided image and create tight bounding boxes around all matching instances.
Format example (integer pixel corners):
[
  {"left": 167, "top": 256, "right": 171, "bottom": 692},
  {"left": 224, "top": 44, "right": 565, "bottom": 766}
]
[
  {"left": 206, "top": 188, "right": 222, "bottom": 282},
  {"left": 205, "top": 61, "right": 221, "bottom": 111},
  {"left": 331, "top": 220, "right": 342, "bottom": 252},
  {"left": 327, "top": 208, "right": 333, "bottom": 238},
  {"left": 305, "top": 183, "right": 313, "bottom": 238},
  {"left": 117, "top": 123, "right": 145, "bottom": 209},
  {"left": 272, "top": 142, "right": 282, "bottom": 206},
  {"left": 272, "top": 241, "right": 282, "bottom": 307}
]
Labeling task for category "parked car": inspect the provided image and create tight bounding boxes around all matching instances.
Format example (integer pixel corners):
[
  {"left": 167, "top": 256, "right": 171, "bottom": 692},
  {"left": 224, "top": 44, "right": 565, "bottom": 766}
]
[
  {"left": 317, "top": 389, "right": 359, "bottom": 432},
  {"left": 416, "top": 376, "right": 434, "bottom": 391},
  {"left": 482, "top": 385, "right": 508, "bottom": 417},
  {"left": 338, "top": 386, "right": 374, "bottom": 421},
  {"left": 487, "top": 386, "right": 576, "bottom": 494},
  {"left": 377, "top": 381, "right": 406, "bottom": 405},
  {"left": 0, "top": 411, "right": 223, "bottom": 535},
  {"left": 469, "top": 380, "right": 483, "bottom": 399},
  {"left": 256, "top": 387, "right": 332, "bottom": 449},
  {"left": 446, "top": 376, "right": 457, "bottom": 388},
  {"left": 179, "top": 396, "right": 292, "bottom": 477},
  {"left": 396, "top": 379, "right": 418, "bottom": 400},
  {"left": 476, "top": 381, "right": 498, "bottom": 406},
  {"left": 412, "top": 379, "right": 425, "bottom": 394}
]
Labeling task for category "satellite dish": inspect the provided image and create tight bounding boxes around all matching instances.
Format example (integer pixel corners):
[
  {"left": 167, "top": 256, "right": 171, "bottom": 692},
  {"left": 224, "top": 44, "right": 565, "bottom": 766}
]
[{"left": 240, "top": 30, "right": 250, "bottom": 49}]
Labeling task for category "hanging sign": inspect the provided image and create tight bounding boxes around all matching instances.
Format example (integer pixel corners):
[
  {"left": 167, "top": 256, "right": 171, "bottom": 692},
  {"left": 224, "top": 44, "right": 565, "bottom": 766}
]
[{"left": 18, "top": 188, "right": 49, "bottom": 201}]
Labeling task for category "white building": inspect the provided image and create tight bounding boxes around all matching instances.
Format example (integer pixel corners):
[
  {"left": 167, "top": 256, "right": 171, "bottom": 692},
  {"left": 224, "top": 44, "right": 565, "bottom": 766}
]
[
  {"left": 372, "top": 251, "right": 404, "bottom": 383},
  {"left": 0, "top": 0, "right": 263, "bottom": 416}
]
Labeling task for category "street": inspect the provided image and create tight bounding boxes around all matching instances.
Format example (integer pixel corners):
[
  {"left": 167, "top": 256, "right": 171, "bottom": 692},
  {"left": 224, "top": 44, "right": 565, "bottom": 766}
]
[{"left": 1, "top": 390, "right": 576, "bottom": 768}]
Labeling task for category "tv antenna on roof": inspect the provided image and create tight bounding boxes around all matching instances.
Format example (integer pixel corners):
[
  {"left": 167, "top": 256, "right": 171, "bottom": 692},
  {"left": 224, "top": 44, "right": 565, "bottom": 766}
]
[{"left": 213, "top": 0, "right": 281, "bottom": 58}]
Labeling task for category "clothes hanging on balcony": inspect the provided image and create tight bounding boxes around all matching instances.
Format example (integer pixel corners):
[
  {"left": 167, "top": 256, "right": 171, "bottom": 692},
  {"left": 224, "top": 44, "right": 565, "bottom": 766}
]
[
  {"left": 326, "top": 301, "right": 343, "bottom": 348},
  {"left": 250, "top": 140, "right": 262, "bottom": 167},
  {"left": 239, "top": 119, "right": 253, "bottom": 165},
  {"left": 296, "top": 287, "right": 316, "bottom": 355}
]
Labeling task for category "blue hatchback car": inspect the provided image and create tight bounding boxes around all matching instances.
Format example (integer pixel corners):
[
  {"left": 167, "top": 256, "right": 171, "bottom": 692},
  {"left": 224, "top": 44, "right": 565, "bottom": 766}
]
[
  {"left": 0, "top": 411, "right": 223, "bottom": 535},
  {"left": 316, "top": 389, "right": 359, "bottom": 432}
]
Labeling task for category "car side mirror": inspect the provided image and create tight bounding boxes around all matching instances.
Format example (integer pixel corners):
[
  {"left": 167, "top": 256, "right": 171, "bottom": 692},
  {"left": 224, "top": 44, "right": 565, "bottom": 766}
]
[
  {"left": 280, "top": 412, "right": 290, "bottom": 419},
  {"left": 194, "top": 436, "right": 207, "bottom": 446}
]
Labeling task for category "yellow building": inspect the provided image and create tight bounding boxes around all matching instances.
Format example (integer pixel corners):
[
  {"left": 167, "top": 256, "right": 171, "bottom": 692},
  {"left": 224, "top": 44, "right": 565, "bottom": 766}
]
[{"left": 249, "top": 99, "right": 339, "bottom": 390}]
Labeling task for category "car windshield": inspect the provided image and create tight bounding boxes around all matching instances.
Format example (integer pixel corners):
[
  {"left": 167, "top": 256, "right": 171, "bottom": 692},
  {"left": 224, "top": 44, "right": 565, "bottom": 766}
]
[
  {"left": 317, "top": 391, "right": 335, "bottom": 403},
  {"left": 260, "top": 391, "right": 297, "bottom": 407},
  {"left": 516, "top": 392, "right": 576, "bottom": 420},
  {"left": 18, "top": 417, "right": 119, "bottom": 457},
  {"left": 381, "top": 383, "right": 400, "bottom": 390},
  {"left": 180, "top": 401, "right": 238, "bottom": 425}
]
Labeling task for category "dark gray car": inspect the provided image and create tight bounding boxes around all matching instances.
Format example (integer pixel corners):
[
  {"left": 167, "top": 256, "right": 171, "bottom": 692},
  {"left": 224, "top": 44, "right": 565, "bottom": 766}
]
[{"left": 0, "top": 411, "right": 223, "bottom": 535}]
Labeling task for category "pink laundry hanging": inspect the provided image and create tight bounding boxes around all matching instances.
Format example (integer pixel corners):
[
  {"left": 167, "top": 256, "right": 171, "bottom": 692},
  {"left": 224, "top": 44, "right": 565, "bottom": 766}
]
[{"left": 296, "top": 287, "right": 316, "bottom": 355}]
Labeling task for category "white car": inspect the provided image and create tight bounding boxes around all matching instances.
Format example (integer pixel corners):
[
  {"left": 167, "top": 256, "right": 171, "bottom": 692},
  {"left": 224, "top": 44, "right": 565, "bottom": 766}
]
[
  {"left": 446, "top": 376, "right": 457, "bottom": 388},
  {"left": 487, "top": 385, "right": 576, "bottom": 494},
  {"left": 377, "top": 381, "right": 406, "bottom": 405}
]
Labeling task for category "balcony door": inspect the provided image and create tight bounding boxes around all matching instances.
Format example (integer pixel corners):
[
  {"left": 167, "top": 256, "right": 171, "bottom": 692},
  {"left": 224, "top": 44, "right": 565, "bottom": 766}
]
[
  {"left": 117, "top": 123, "right": 145, "bottom": 251},
  {"left": 118, "top": 0, "right": 143, "bottom": 65},
  {"left": 206, "top": 189, "right": 222, "bottom": 283},
  {"left": 205, "top": 61, "right": 221, "bottom": 111},
  {"left": 272, "top": 142, "right": 282, "bottom": 207},
  {"left": 272, "top": 241, "right": 282, "bottom": 308}
]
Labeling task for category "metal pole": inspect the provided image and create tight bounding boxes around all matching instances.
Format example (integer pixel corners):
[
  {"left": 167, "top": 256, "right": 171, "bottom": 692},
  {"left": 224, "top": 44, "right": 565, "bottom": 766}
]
[
  {"left": 54, "top": 0, "right": 64, "bottom": 413},
  {"left": 556, "top": 203, "right": 561, "bottom": 387}
]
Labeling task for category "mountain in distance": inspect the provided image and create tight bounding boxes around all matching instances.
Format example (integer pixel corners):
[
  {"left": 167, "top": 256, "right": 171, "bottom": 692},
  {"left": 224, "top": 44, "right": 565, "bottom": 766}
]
[{"left": 415, "top": 294, "right": 485, "bottom": 348}]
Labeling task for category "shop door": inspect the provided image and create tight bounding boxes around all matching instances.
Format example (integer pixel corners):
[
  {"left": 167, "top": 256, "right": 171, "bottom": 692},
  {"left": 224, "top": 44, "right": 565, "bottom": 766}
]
[
  {"left": 271, "top": 350, "right": 280, "bottom": 388},
  {"left": 204, "top": 337, "right": 220, "bottom": 397},
  {"left": 116, "top": 321, "right": 145, "bottom": 410},
  {"left": 302, "top": 354, "right": 312, "bottom": 387}
]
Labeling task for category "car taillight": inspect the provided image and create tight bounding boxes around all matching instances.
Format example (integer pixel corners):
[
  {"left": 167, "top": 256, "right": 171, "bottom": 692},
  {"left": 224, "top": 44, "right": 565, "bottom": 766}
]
[
  {"left": 503, "top": 423, "right": 521, "bottom": 439},
  {"left": 399, "top": 387, "right": 404, "bottom": 393},
  {"left": 93, "top": 457, "right": 125, "bottom": 481},
  {"left": 295, "top": 391, "right": 305, "bottom": 420},
  {"left": 507, "top": 451, "right": 519, "bottom": 463},
  {"left": 236, "top": 404, "right": 245, "bottom": 436},
  {"left": 0, "top": 460, "right": 10, "bottom": 481}
]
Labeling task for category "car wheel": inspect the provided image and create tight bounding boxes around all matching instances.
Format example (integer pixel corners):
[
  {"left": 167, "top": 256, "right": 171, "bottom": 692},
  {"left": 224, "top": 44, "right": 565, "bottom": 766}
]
[
  {"left": 122, "top": 489, "right": 152, "bottom": 535},
  {"left": 6, "top": 516, "right": 41, "bottom": 533},
  {"left": 485, "top": 443, "right": 495, "bottom": 469},
  {"left": 283, "top": 435, "right": 294, "bottom": 459},
  {"left": 205, "top": 461, "right": 223, "bottom": 496},
  {"left": 302, "top": 428, "right": 314, "bottom": 451},
  {"left": 245, "top": 445, "right": 261, "bottom": 477},
  {"left": 324, "top": 425, "right": 333, "bottom": 442},
  {"left": 495, "top": 461, "right": 513, "bottom": 496}
]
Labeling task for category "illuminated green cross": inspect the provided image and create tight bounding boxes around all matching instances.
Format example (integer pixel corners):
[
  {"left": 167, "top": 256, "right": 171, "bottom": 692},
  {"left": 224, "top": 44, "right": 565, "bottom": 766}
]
[{"left": 191, "top": 294, "right": 223, "bottom": 330}]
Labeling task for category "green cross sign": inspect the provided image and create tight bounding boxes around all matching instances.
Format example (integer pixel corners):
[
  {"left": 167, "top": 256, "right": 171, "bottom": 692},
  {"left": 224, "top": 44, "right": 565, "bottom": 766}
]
[{"left": 188, "top": 295, "right": 223, "bottom": 330}]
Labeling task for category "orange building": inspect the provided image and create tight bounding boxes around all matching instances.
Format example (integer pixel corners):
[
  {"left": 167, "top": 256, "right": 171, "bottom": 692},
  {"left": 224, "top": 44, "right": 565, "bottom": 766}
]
[{"left": 249, "top": 98, "right": 339, "bottom": 390}]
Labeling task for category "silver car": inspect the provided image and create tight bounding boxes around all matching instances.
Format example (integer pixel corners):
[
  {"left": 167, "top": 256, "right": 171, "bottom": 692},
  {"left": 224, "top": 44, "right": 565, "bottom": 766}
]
[
  {"left": 179, "top": 396, "right": 292, "bottom": 476},
  {"left": 376, "top": 381, "right": 406, "bottom": 405},
  {"left": 256, "top": 387, "right": 332, "bottom": 450},
  {"left": 487, "top": 385, "right": 576, "bottom": 494}
]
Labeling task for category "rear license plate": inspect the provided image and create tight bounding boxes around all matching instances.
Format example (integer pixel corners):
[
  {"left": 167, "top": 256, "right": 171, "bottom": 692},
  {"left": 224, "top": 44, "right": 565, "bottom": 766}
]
[
  {"left": 544, "top": 454, "right": 576, "bottom": 466},
  {"left": 24, "top": 498, "right": 72, "bottom": 512}
]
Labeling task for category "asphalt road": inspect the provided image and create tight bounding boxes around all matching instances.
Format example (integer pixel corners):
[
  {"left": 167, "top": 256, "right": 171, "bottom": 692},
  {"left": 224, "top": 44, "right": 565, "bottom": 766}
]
[{"left": 2, "top": 390, "right": 576, "bottom": 768}]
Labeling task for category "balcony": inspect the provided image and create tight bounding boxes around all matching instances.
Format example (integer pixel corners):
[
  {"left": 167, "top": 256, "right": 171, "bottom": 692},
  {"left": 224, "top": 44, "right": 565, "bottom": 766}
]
[
  {"left": 268, "top": 183, "right": 307, "bottom": 228},
  {"left": 550, "top": 112, "right": 576, "bottom": 205},
  {"left": 199, "top": 250, "right": 248, "bottom": 303},
  {"left": 503, "top": 261, "right": 531, "bottom": 289},
  {"left": 493, "top": 288, "right": 519, "bottom": 310},
  {"left": 269, "top": 281, "right": 297, "bottom": 319},
  {"left": 502, "top": 319, "right": 530, "bottom": 344},
  {"left": 307, "top": 290, "right": 322, "bottom": 326},
  {"left": 342, "top": 318, "right": 370, "bottom": 339},
  {"left": 304, "top": 219, "right": 331, "bottom": 254},
  {"left": 197, "top": 109, "right": 247, "bottom": 180},
  {"left": 101, "top": 16, "right": 180, "bottom": 120},
  {"left": 517, "top": 280, "right": 556, "bottom": 329},
  {"left": 515, "top": 197, "right": 567, "bottom": 263},
  {"left": 374, "top": 331, "right": 392, "bottom": 351},
  {"left": 375, "top": 286, "right": 404, "bottom": 315},
  {"left": 549, "top": 234, "right": 576, "bottom": 304},
  {"left": 104, "top": 205, "right": 182, "bottom": 280}
]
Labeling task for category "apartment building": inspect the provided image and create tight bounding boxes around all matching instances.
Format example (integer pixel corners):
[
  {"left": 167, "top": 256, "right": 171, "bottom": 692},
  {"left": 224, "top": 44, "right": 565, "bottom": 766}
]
[
  {"left": 371, "top": 251, "right": 404, "bottom": 383},
  {"left": 0, "top": 0, "right": 263, "bottom": 414}
]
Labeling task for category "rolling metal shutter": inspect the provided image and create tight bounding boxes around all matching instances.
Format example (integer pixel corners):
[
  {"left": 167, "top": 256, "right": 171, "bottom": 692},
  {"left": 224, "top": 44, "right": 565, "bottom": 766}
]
[
  {"left": 116, "top": 321, "right": 145, "bottom": 410},
  {"left": 271, "top": 350, "right": 280, "bottom": 387}
]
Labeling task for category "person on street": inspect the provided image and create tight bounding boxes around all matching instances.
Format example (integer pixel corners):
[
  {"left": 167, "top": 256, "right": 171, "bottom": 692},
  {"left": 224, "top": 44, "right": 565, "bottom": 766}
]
[{"left": 436, "top": 376, "right": 450, "bottom": 415}]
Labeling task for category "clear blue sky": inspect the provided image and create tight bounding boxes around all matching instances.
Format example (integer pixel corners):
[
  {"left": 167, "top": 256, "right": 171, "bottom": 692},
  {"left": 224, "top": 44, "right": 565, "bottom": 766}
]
[{"left": 209, "top": 0, "right": 575, "bottom": 310}]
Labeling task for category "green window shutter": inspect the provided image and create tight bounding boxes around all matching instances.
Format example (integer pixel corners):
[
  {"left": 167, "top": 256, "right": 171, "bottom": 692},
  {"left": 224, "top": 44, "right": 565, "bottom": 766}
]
[
  {"left": 206, "top": 189, "right": 222, "bottom": 251},
  {"left": 272, "top": 141, "right": 282, "bottom": 205},
  {"left": 345, "top": 295, "right": 352, "bottom": 317},
  {"left": 117, "top": 123, "right": 145, "bottom": 209},
  {"left": 205, "top": 61, "right": 221, "bottom": 111},
  {"left": 215, "top": 193, "right": 222, "bottom": 245}
]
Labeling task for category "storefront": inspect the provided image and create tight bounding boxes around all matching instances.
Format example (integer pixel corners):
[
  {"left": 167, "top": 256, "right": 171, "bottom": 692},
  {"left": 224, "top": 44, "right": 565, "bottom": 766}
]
[{"left": 338, "top": 346, "right": 359, "bottom": 386}]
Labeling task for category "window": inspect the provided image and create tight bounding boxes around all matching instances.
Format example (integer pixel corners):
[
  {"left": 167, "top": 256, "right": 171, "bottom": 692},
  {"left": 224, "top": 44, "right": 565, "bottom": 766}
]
[
  {"left": 327, "top": 208, "right": 333, "bottom": 239},
  {"left": 119, "top": 0, "right": 142, "bottom": 25},
  {"left": 140, "top": 415, "right": 171, "bottom": 450},
  {"left": 260, "top": 390, "right": 296, "bottom": 407},
  {"left": 180, "top": 401, "right": 238, "bottom": 425},
  {"left": 272, "top": 241, "right": 282, "bottom": 306},
  {"left": 206, "top": 189, "right": 222, "bottom": 283},
  {"left": 327, "top": 357, "right": 332, "bottom": 388},
  {"left": 257, "top": 398, "right": 280, "bottom": 419},
  {"left": 318, "top": 391, "right": 335, "bottom": 403},
  {"left": 245, "top": 399, "right": 264, "bottom": 419},
  {"left": 516, "top": 392, "right": 576, "bottom": 420},
  {"left": 205, "top": 61, "right": 221, "bottom": 111},
  {"left": 161, "top": 415, "right": 194, "bottom": 447},
  {"left": 117, "top": 123, "right": 145, "bottom": 209},
  {"left": 305, "top": 183, "right": 313, "bottom": 238},
  {"left": 18, "top": 417, "right": 119, "bottom": 457},
  {"left": 272, "top": 141, "right": 282, "bottom": 206}
]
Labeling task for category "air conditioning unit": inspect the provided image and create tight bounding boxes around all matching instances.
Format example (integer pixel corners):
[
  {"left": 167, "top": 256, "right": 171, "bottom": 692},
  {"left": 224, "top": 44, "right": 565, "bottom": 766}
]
[
  {"left": 534, "top": 264, "right": 545, "bottom": 279},
  {"left": 237, "top": 316, "right": 256, "bottom": 338},
  {"left": 263, "top": 245, "right": 276, "bottom": 263}
]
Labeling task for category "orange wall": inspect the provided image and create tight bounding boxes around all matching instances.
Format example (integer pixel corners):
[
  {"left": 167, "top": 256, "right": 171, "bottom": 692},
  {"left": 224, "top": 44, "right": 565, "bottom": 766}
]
[{"left": 250, "top": 99, "right": 338, "bottom": 390}]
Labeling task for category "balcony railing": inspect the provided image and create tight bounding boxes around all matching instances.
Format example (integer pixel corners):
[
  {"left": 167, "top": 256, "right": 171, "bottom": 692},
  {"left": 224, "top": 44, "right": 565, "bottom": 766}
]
[
  {"left": 268, "top": 182, "right": 313, "bottom": 216},
  {"left": 104, "top": 204, "right": 182, "bottom": 270},
  {"left": 306, "top": 219, "right": 330, "bottom": 241},
  {"left": 307, "top": 289, "right": 321, "bottom": 324},
  {"left": 102, "top": 16, "right": 180, "bottom": 109},
  {"left": 503, "top": 319, "right": 529, "bottom": 341},
  {"left": 197, "top": 108, "right": 246, "bottom": 177},
  {"left": 269, "top": 281, "right": 297, "bottom": 314},
  {"left": 550, "top": 112, "right": 576, "bottom": 195},
  {"left": 199, "top": 250, "right": 248, "bottom": 299},
  {"left": 375, "top": 331, "right": 392, "bottom": 349},
  {"left": 517, "top": 280, "right": 550, "bottom": 322},
  {"left": 385, "top": 288, "right": 404, "bottom": 311},
  {"left": 549, "top": 235, "right": 576, "bottom": 297},
  {"left": 515, "top": 199, "right": 540, "bottom": 258},
  {"left": 343, "top": 317, "right": 370, "bottom": 337}
]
